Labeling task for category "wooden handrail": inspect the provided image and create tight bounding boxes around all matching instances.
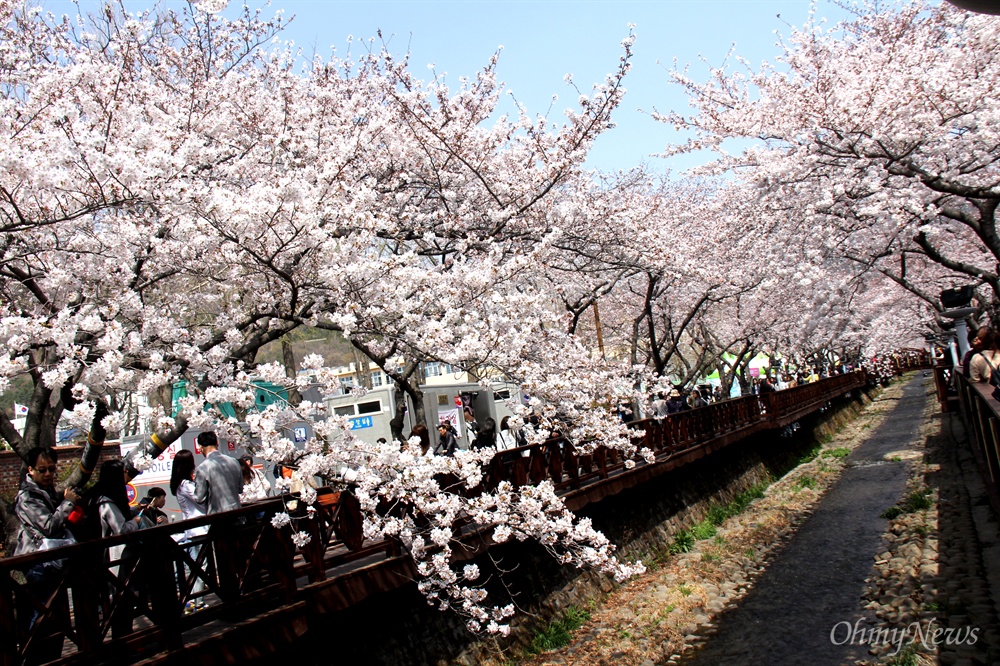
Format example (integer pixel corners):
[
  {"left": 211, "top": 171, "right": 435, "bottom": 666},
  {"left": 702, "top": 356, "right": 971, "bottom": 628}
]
[{"left": 952, "top": 372, "right": 1000, "bottom": 517}]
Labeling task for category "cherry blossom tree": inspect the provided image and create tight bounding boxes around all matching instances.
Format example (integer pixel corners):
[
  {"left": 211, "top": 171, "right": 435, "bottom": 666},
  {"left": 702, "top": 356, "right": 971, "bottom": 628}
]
[
  {"left": 662, "top": 0, "right": 1000, "bottom": 339},
  {"left": 0, "top": 0, "right": 652, "bottom": 633}
]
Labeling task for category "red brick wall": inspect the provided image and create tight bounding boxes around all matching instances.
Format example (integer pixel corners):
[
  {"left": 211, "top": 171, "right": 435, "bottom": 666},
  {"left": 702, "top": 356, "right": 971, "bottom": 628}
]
[{"left": 0, "top": 444, "right": 121, "bottom": 501}]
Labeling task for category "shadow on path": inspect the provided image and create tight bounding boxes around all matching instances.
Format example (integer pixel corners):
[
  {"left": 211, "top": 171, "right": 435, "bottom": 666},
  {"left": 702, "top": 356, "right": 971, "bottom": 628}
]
[{"left": 677, "top": 375, "right": 929, "bottom": 666}]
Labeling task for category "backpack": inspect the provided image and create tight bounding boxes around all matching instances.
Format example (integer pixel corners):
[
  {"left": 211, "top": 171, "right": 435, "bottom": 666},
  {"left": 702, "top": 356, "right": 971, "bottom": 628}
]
[{"left": 977, "top": 352, "right": 1000, "bottom": 402}]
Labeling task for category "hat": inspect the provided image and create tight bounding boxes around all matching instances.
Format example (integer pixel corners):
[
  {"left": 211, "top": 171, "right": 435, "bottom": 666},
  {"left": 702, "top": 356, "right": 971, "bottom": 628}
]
[{"left": 669, "top": 390, "right": 681, "bottom": 398}]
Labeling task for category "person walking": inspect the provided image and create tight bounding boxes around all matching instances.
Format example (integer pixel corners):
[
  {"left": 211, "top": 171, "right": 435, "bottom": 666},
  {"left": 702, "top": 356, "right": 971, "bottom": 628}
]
[
  {"left": 471, "top": 417, "right": 498, "bottom": 451},
  {"left": 193, "top": 432, "right": 244, "bottom": 514},
  {"left": 239, "top": 455, "right": 271, "bottom": 503},
  {"left": 436, "top": 422, "right": 459, "bottom": 456},
  {"left": 651, "top": 393, "right": 669, "bottom": 418},
  {"left": 193, "top": 432, "right": 244, "bottom": 600},
  {"left": 85, "top": 459, "right": 144, "bottom": 638},
  {"left": 170, "top": 449, "right": 208, "bottom": 613},
  {"left": 666, "top": 389, "right": 686, "bottom": 414}
]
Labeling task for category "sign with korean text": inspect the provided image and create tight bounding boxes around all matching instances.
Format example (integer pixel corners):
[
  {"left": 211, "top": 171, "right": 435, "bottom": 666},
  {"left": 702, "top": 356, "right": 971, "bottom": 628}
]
[{"left": 348, "top": 416, "right": 373, "bottom": 430}]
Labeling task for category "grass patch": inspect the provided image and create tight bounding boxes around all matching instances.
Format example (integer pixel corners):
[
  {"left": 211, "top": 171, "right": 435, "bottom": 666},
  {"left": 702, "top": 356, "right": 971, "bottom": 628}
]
[
  {"left": 904, "top": 490, "right": 933, "bottom": 512},
  {"left": 880, "top": 506, "right": 904, "bottom": 520},
  {"left": 886, "top": 645, "right": 921, "bottom": 666},
  {"left": 798, "top": 444, "right": 822, "bottom": 464},
  {"left": 705, "top": 479, "right": 771, "bottom": 527},
  {"left": 669, "top": 529, "right": 695, "bottom": 555},
  {"left": 691, "top": 521, "right": 717, "bottom": 541},
  {"left": 529, "top": 606, "right": 591, "bottom": 654},
  {"left": 822, "top": 447, "right": 851, "bottom": 459},
  {"left": 706, "top": 503, "right": 732, "bottom": 526},
  {"left": 795, "top": 476, "right": 818, "bottom": 490},
  {"left": 677, "top": 584, "right": 693, "bottom": 596},
  {"left": 881, "top": 489, "right": 934, "bottom": 520},
  {"left": 701, "top": 552, "right": 721, "bottom": 563}
]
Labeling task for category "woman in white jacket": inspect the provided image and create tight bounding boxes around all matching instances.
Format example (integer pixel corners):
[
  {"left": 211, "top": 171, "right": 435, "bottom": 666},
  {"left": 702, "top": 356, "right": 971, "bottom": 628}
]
[{"left": 170, "top": 449, "right": 208, "bottom": 612}]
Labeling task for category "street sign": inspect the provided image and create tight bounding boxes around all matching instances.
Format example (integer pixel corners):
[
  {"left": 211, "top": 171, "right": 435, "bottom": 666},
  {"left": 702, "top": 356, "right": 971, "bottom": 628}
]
[{"left": 348, "top": 416, "right": 373, "bottom": 430}]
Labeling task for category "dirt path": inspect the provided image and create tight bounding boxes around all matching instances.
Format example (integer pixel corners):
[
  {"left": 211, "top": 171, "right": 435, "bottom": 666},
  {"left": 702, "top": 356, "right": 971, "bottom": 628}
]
[{"left": 515, "top": 376, "right": 928, "bottom": 666}]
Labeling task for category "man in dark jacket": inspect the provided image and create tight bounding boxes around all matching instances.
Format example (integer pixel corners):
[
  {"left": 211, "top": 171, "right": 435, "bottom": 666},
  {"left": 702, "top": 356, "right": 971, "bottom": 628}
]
[
  {"left": 436, "top": 422, "right": 459, "bottom": 456},
  {"left": 14, "top": 447, "right": 80, "bottom": 557}
]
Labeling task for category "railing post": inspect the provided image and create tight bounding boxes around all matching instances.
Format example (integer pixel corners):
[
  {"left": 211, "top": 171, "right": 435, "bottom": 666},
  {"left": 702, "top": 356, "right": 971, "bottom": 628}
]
[
  {"left": 528, "top": 446, "right": 547, "bottom": 484},
  {"left": 986, "top": 420, "right": 1000, "bottom": 489},
  {"left": 303, "top": 514, "right": 327, "bottom": 583},
  {"left": 547, "top": 440, "right": 564, "bottom": 484},
  {"left": 0, "top": 569, "right": 16, "bottom": 666},
  {"left": 145, "top": 533, "right": 184, "bottom": 651},
  {"left": 69, "top": 550, "right": 104, "bottom": 656}
]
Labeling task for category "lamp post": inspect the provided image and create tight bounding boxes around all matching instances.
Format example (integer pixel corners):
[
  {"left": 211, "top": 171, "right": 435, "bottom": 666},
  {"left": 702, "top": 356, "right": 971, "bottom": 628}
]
[
  {"left": 939, "top": 323, "right": 961, "bottom": 369},
  {"left": 939, "top": 286, "right": 977, "bottom": 368}
]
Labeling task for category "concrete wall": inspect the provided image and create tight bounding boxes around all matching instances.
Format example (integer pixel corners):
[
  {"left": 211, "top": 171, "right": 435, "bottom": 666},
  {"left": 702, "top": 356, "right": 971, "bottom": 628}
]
[{"left": 297, "top": 385, "right": 879, "bottom": 666}]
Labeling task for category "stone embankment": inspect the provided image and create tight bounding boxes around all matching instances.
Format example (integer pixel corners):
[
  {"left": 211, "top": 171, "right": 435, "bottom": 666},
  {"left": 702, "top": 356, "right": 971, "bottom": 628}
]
[
  {"left": 513, "top": 375, "right": 1000, "bottom": 666},
  {"left": 856, "top": 396, "right": 1000, "bottom": 665}
]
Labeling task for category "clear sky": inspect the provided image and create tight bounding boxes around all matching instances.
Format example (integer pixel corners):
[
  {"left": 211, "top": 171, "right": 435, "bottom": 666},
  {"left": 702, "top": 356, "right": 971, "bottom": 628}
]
[
  {"left": 246, "top": 0, "right": 864, "bottom": 175},
  {"left": 54, "top": 0, "right": 873, "bottom": 173}
]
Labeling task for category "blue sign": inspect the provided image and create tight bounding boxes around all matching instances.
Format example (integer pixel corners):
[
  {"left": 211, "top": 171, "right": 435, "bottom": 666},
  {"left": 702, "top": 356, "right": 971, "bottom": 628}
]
[{"left": 348, "top": 416, "right": 373, "bottom": 430}]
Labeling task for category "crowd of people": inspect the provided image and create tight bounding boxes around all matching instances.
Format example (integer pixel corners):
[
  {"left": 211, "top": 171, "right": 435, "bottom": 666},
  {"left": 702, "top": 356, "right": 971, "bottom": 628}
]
[
  {"left": 402, "top": 364, "right": 859, "bottom": 458},
  {"left": 643, "top": 363, "right": 856, "bottom": 420},
  {"left": 10, "top": 431, "right": 284, "bottom": 638}
]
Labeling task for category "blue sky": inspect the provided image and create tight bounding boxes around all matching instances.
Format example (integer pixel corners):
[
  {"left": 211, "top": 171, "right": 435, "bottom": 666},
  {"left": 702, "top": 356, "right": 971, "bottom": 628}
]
[
  {"left": 254, "top": 0, "right": 867, "bottom": 175},
  {"left": 57, "top": 0, "right": 870, "bottom": 173}
]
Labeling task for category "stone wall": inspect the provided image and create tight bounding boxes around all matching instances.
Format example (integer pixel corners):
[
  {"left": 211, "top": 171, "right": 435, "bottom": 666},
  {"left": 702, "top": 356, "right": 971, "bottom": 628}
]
[{"left": 297, "top": 385, "right": 879, "bottom": 665}]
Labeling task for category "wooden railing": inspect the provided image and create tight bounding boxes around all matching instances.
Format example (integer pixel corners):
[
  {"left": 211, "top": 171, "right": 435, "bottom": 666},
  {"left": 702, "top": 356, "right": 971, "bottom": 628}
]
[
  {"left": 953, "top": 372, "right": 1000, "bottom": 517},
  {"left": 481, "top": 372, "right": 868, "bottom": 502},
  {"left": 1, "top": 365, "right": 917, "bottom": 665},
  {"left": 0, "top": 490, "right": 369, "bottom": 666}
]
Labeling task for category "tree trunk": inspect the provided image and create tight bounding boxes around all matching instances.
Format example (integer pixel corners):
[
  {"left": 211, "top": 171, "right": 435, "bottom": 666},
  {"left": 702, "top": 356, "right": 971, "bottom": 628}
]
[
  {"left": 281, "top": 338, "right": 303, "bottom": 407},
  {"left": 388, "top": 375, "right": 425, "bottom": 443}
]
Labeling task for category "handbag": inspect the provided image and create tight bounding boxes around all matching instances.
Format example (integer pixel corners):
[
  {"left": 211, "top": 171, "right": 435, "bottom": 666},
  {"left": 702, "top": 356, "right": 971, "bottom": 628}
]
[
  {"left": 977, "top": 352, "right": 1000, "bottom": 402},
  {"left": 36, "top": 533, "right": 76, "bottom": 572}
]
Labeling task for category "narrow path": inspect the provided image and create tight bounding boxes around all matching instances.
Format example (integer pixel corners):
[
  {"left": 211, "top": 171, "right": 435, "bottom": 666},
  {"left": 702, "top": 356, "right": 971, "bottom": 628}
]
[{"left": 678, "top": 375, "right": 928, "bottom": 665}]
